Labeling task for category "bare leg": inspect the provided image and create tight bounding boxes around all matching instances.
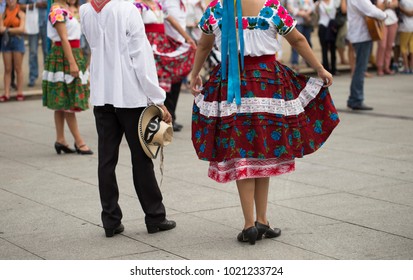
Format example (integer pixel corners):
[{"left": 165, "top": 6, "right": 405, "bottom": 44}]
[
  {"left": 338, "top": 47, "right": 348, "bottom": 65},
  {"left": 254, "top": 177, "right": 269, "bottom": 225},
  {"left": 13, "top": 52, "right": 24, "bottom": 96},
  {"left": 54, "top": 111, "right": 67, "bottom": 144},
  {"left": 236, "top": 178, "right": 255, "bottom": 229},
  {"left": 64, "top": 112, "right": 90, "bottom": 151},
  {"left": 2, "top": 53, "right": 13, "bottom": 98}
]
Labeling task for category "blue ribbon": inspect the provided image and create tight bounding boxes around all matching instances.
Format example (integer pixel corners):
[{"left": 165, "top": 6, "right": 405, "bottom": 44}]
[{"left": 221, "top": 0, "right": 244, "bottom": 106}]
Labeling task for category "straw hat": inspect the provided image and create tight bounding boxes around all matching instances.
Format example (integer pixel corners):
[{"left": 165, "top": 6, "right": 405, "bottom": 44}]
[{"left": 138, "top": 105, "right": 173, "bottom": 159}]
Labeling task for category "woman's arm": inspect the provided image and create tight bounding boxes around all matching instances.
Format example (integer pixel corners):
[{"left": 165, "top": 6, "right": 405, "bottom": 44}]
[
  {"left": 7, "top": 11, "right": 25, "bottom": 35},
  {"left": 165, "top": 14, "right": 197, "bottom": 49},
  {"left": 189, "top": 33, "right": 215, "bottom": 95},
  {"left": 284, "top": 28, "right": 333, "bottom": 86},
  {"left": 54, "top": 22, "right": 79, "bottom": 78},
  {"left": 340, "top": 0, "right": 347, "bottom": 13}
]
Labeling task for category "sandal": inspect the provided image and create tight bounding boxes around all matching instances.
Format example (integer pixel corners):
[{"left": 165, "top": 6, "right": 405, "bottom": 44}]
[
  {"left": 16, "top": 94, "right": 24, "bottom": 101},
  {"left": 0, "top": 95, "right": 10, "bottom": 102}
]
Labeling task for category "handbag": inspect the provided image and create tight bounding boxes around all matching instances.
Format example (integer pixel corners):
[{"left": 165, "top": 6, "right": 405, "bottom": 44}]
[
  {"left": 365, "top": 17, "right": 384, "bottom": 41},
  {"left": 1, "top": 29, "right": 10, "bottom": 48},
  {"left": 25, "top": 6, "right": 39, "bottom": 35},
  {"left": 325, "top": 19, "right": 338, "bottom": 42},
  {"left": 335, "top": 7, "right": 347, "bottom": 28}
]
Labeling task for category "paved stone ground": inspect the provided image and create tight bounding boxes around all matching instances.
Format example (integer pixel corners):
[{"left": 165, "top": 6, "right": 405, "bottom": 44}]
[{"left": 1, "top": 67, "right": 412, "bottom": 260}]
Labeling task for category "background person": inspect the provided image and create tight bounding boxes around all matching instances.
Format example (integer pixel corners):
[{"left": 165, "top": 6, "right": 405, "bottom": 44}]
[
  {"left": 42, "top": 0, "right": 92, "bottom": 154},
  {"left": 19, "top": 0, "right": 48, "bottom": 87},
  {"left": 134, "top": 0, "right": 196, "bottom": 132},
  {"left": 346, "top": 0, "right": 387, "bottom": 110},
  {"left": 376, "top": 0, "right": 399, "bottom": 76},
  {"left": 0, "top": 0, "right": 25, "bottom": 102}
]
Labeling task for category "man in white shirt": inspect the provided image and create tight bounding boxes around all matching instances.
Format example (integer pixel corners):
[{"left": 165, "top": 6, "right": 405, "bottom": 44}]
[
  {"left": 346, "top": 0, "right": 387, "bottom": 110},
  {"left": 80, "top": 0, "right": 176, "bottom": 237}
]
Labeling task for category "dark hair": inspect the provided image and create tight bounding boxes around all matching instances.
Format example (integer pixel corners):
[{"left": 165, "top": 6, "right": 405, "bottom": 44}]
[{"left": 67, "top": 0, "right": 80, "bottom": 7}]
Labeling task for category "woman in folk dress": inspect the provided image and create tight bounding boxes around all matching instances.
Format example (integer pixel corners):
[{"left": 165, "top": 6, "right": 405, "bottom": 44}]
[
  {"left": 42, "top": 0, "right": 92, "bottom": 155},
  {"left": 134, "top": 0, "right": 196, "bottom": 93},
  {"left": 190, "top": 0, "right": 339, "bottom": 245}
]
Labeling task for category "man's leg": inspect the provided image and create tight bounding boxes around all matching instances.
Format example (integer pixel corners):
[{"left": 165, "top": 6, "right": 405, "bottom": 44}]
[
  {"left": 94, "top": 105, "right": 124, "bottom": 230},
  {"left": 165, "top": 81, "right": 183, "bottom": 131},
  {"left": 119, "top": 107, "right": 166, "bottom": 225},
  {"left": 348, "top": 41, "right": 372, "bottom": 108},
  {"left": 27, "top": 34, "right": 39, "bottom": 86}
]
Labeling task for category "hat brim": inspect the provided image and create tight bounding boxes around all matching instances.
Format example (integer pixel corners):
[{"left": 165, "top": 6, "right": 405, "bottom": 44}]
[{"left": 138, "top": 105, "right": 173, "bottom": 159}]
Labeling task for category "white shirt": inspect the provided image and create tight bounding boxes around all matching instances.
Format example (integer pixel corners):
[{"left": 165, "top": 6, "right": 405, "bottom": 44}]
[
  {"left": 286, "top": 0, "right": 315, "bottom": 25},
  {"left": 378, "top": 0, "right": 398, "bottom": 26},
  {"left": 346, "top": 0, "right": 387, "bottom": 43},
  {"left": 399, "top": 0, "right": 413, "bottom": 32},
  {"left": 161, "top": 0, "right": 187, "bottom": 43},
  {"left": 318, "top": 0, "right": 337, "bottom": 27},
  {"left": 200, "top": 0, "right": 295, "bottom": 56},
  {"left": 79, "top": 0, "right": 165, "bottom": 108}
]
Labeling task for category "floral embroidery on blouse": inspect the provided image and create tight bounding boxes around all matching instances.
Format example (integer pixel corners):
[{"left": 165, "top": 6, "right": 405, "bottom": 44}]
[
  {"left": 134, "top": 0, "right": 163, "bottom": 13},
  {"left": 199, "top": 0, "right": 295, "bottom": 36},
  {"left": 49, "top": 4, "right": 73, "bottom": 25}
]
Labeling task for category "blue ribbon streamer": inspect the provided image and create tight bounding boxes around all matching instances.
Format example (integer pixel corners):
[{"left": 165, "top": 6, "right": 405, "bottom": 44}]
[{"left": 221, "top": 0, "right": 244, "bottom": 106}]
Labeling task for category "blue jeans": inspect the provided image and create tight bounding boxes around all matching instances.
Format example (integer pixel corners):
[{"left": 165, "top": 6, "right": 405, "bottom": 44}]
[
  {"left": 28, "top": 10, "right": 48, "bottom": 84},
  {"left": 347, "top": 41, "right": 372, "bottom": 108},
  {"left": 290, "top": 24, "right": 313, "bottom": 65}
]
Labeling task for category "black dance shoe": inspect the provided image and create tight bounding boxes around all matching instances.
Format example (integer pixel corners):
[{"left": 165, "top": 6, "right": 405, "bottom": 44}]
[
  {"left": 105, "top": 223, "right": 124, "bottom": 238},
  {"left": 74, "top": 143, "right": 93, "bottom": 155},
  {"left": 348, "top": 104, "right": 373, "bottom": 111},
  {"left": 237, "top": 226, "right": 258, "bottom": 245},
  {"left": 54, "top": 142, "right": 75, "bottom": 154},
  {"left": 255, "top": 221, "right": 281, "bottom": 240},
  {"left": 172, "top": 122, "right": 183, "bottom": 132},
  {"left": 146, "top": 219, "right": 176, "bottom": 234}
]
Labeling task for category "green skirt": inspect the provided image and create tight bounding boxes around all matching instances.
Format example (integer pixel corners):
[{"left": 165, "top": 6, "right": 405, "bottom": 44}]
[{"left": 42, "top": 46, "right": 89, "bottom": 112}]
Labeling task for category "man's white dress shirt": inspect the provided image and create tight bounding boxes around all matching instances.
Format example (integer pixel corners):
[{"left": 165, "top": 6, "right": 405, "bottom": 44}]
[{"left": 80, "top": 0, "right": 165, "bottom": 108}]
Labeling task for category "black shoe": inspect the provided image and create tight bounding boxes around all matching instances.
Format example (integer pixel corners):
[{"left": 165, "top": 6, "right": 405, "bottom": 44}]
[
  {"left": 348, "top": 104, "right": 373, "bottom": 111},
  {"left": 255, "top": 221, "right": 281, "bottom": 240},
  {"left": 28, "top": 81, "right": 35, "bottom": 87},
  {"left": 146, "top": 219, "right": 176, "bottom": 234},
  {"left": 74, "top": 143, "right": 94, "bottom": 155},
  {"left": 172, "top": 122, "right": 183, "bottom": 132},
  {"left": 11, "top": 83, "right": 17, "bottom": 91},
  {"left": 105, "top": 223, "right": 124, "bottom": 237},
  {"left": 54, "top": 142, "right": 75, "bottom": 154},
  {"left": 237, "top": 226, "right": 258, "bottom": 245}
]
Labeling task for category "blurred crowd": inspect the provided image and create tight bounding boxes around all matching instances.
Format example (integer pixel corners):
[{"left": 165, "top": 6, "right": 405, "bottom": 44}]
[{"left": 0, "top": 0, "right": 412, "bottom": 103}]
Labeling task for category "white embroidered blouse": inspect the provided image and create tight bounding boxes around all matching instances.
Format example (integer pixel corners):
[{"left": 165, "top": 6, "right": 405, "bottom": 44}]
[{"left": 198, "top": 0, "right": 297, "bottom": 57}]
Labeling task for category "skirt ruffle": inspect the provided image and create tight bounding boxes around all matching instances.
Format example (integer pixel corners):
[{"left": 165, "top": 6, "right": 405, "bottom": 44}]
[
  {"left": 191, "top": 57, "right": 340, "bottom": 182},
  {"left": 42, "top": 46, "right": 89, "bottom": 112},
  {"left": 146, "top": 32, "right": 195, "bottom": 92}
]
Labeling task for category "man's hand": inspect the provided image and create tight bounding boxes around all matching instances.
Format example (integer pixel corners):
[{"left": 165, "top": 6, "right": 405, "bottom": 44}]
[{"left": 158, "top": 105, "right": 172, "bottom": 124}]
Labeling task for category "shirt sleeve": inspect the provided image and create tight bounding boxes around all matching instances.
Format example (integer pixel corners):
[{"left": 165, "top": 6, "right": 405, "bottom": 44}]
[
  {"left": 127, "top": 9, "right": 166, "bottom": 105},
  {"left": 198, "top": 5, "right": 214, "bottom": 34},
  {"left": 49, "top": 5, "right": 70, "bottom": 26},
  {"left": 357, "top": 0, "right": 387, "bottom": 20},
  {"left": 272, "top": 4, "right": 297, "bottom": 36}
]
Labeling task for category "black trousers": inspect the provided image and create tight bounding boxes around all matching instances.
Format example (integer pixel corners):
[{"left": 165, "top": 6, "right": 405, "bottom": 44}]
[
  {"left": 94, "top": 105, "right": 166, "bottom": 230},
  {"left": 164, "top": 81, "right": 182, "bottom": 122},
  {"left": 318, "top": 24, "right": 337, "bottom": 75}
]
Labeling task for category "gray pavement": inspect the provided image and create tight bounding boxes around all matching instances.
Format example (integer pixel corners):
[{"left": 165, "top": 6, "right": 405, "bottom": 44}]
[{"left": 1, "top": 68, "right": 413, "bottom": 260}]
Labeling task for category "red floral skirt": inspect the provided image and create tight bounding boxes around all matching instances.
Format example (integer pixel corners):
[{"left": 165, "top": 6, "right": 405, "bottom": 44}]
[
  {"left": 145, "top": 28, "right": 195, "bottom": 92},
  {"left": 191, "top": 55, "right": 340, "bottom": 183}
]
